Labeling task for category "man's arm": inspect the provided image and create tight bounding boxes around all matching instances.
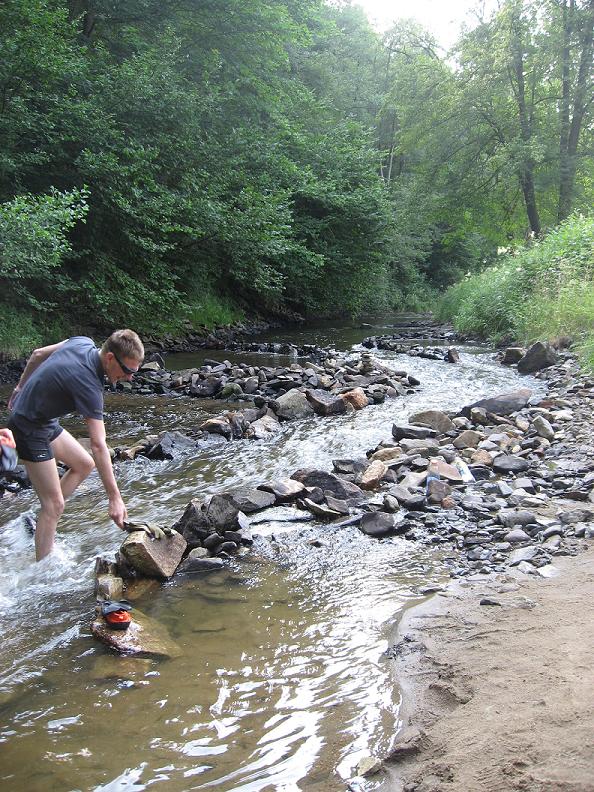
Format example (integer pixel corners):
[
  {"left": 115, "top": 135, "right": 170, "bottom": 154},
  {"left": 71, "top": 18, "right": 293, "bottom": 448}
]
[
  {"left": 9, "top": 340, "right": 67, "bottom": 409},
  {"left": 86, "top": 417, "right": 128, "bottom": 529}
]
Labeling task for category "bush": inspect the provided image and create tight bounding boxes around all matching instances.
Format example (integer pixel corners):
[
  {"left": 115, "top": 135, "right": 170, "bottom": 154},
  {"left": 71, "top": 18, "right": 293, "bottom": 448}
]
[
  {"left": 437, "top": 213, "right": 594, "bottom": 365},
  {"left": 0, "top": 308, "right": 42, "bottom": 359}
]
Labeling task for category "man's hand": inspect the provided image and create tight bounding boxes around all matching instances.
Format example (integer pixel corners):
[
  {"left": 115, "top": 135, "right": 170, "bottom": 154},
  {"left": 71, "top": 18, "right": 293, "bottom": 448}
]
[{"left": 109, "top": 495, "right": 128, "bottom": 530}]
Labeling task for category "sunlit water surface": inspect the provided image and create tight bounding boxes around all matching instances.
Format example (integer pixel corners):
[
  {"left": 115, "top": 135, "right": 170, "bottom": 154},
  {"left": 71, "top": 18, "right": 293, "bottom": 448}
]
[{"left": 0, "top": 321, "right": 540, "bottom": 792}]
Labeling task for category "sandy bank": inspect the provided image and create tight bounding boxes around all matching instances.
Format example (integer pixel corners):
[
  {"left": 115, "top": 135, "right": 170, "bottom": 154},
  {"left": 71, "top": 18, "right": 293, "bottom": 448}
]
[{"left": 382, "top": 545, "right": 594, "bottom": 792}]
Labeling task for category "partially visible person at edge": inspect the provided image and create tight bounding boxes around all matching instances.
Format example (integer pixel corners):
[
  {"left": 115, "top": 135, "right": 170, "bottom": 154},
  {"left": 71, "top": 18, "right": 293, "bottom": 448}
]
[{"left": 6, "top": 330, "right": 144, "bottom": 561}]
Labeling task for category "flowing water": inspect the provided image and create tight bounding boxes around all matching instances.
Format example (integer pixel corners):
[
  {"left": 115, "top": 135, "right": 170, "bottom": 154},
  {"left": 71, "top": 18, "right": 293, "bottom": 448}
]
[{"left": 0, "top": 318, "right": 539, "bottom": 792}]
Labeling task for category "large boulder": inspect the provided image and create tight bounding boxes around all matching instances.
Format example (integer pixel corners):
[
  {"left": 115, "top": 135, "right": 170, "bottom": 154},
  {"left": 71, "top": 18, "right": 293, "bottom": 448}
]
[
  {"left": 120, "top": 530, "right": 187, "bottom": 579},
  {"left": 174, "top": 498, "right": 208, "bottom": 544},
  {"left": 517, "top": 342, "right": 558, "bottom": 374},
  {"left": 273, "top": 389, "right": 315, "bottom": 421},
  {"left": 305, "top": 389, "right": 347, "bottom": 416},
  {"left": 461, "top": 388, "right": 532, "bottom": 418},
  {"left": 398, "top": 438, "right": 440, "bottom": 457}
]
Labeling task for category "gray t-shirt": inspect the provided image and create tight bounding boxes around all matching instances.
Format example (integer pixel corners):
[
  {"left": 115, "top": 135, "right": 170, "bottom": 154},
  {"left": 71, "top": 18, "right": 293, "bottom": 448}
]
[{"left": 12, "top": 337, "right": 105, "bottom": 429}]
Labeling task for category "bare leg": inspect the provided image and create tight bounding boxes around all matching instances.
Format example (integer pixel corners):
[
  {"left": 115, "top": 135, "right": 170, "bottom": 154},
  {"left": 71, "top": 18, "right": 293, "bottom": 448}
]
[
  {"left": 51, "top": 429, "right": 95, "bottom": 500},
  {"left": 23, "top": 460, "right": 64, "bottom": 561},
  {"left": 23, "top": 432, "right": 94, "bottom": 561}
]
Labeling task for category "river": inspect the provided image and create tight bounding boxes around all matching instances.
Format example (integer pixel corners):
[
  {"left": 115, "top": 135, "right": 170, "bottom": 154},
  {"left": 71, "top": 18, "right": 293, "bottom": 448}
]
[{"left": 0, "top": 317, "right": 539, "bottom": 792}]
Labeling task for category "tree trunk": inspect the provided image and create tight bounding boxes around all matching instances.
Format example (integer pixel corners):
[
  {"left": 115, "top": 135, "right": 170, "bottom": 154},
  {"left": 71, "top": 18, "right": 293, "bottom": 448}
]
[
  {"left": 511, "top": 7, "right": 542, "bottom": 236},
  {"left": 558, "top": 0, "right": 594, "bottom": 221}
]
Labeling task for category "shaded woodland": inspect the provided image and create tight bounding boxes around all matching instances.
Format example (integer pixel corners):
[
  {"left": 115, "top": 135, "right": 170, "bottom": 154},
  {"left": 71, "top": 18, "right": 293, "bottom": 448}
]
[{"left": 1, "top": 0, "right": 592, "bottom": 354}]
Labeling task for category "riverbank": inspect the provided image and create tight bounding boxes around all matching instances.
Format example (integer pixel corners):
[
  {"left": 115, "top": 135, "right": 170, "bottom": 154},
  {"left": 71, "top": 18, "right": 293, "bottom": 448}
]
[
  {"left": 384, "top": 545, "right": 594, "bottom": 792},
  {"left": 381, "top": 351, "right": 594, "bottom": 792}
]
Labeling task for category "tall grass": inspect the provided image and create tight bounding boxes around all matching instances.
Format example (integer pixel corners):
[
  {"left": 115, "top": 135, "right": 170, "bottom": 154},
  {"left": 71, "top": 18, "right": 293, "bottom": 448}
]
[
  {"left": 437, "top": 213, "right": 594, "bottom": 369},
  {"left": 184, "top": 291, "right": 244, "bottom": 329}
]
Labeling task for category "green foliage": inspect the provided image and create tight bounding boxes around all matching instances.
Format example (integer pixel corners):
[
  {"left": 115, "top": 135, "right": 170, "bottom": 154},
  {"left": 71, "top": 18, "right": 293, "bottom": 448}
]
[
  {"left": 0, "top": 310, "right": 42, "bottom": 359},
  {"left": 438, "top": 214, "right": 594, "bottom": 364},
  {"left": 184, "top": 292, "right": 244, "bottom": 330},
  {"left": 0, "top": 0, "right": 591, "bottom": 358},
  {"left": 0, "top": 188, "right": 88, "bottom": 309}
]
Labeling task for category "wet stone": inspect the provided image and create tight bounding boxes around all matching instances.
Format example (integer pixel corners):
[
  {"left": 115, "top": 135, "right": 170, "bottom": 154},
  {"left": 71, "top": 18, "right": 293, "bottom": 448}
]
[
  {"left": 291, "top": 469, "right": 364, "bottom": 501},
  {"left": 302, "top": 499, "right": 343, "bottom": 520},
  {"left": 305, "top": 389, "right": 347, "bottom": 416},
  {"left": 359, "top": 511, "right": 401, "bottom": 537},
  {"left": 177, "top": 551, "right": 226, "bottom": 573},
  {"left": 91, "top": 608, "right": 182, "bottom": 658},
  {"left": 120, "top": 530, "right": 187, "bottom": 579},
  {"left": 225, "top": 488, "right": 276, "bottom": 513}
]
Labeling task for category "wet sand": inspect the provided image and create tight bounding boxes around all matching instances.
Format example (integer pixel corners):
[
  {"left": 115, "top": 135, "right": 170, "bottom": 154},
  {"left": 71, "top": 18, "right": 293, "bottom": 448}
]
[{"left": 383, "top": 545, "right": 594, "bottom": 792}]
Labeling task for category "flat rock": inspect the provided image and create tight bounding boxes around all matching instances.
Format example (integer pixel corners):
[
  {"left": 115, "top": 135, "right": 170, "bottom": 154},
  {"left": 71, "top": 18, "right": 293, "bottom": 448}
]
[
  {"left": 499, "top": 509, "right": 537, "bottom": 528},
  {"left": 508, "top": 546, "right": 540, "bottom": 566},
  {"left": 291, "top": 469, "right": 364, "bottom": 501},
  {"left": 433, "top": 459, "right": 464, "bottom": 482},
  {"left": 392, "top": 424, "right": 437, "bottom": 441},
  {"left": 177, "top": 551, "right": 225, "bottom": 573},
  {"left": 462, "top": 388, "right": 532, "bottom": 418},
  {"left": 532, "top": 415, "right": 555, "bottom": 440},
  {"left": 370, "top": 446, "right": 403, "bottom": 462},
  {"left": 504, "top": 528, "right": 531, "bottom": 543},
  {"left": 409, "top": 409, "right": 454, "bottom": 433},
  {"left": 199, "top": 416, "right": 232, "bottom": 439},
  {"left": 225, "top": 487, "right": 276, "bottom": 513},
  {"left": 302, "top": 498, "right": 343, "bottom": 520},
  {"left": 91, "top": 608, "right": 182, "bottom": 658},
  {"left": 259, "top": 478, "right": 306, "bottom": 502},
  {"left": 120, "top": 530, "right": 187, "bottom": 579},
  {"left": 399, "top": 438, "right": 440, "bottom": 457},
  {"left": 388, "top": 484, "right": 413, "bottom": 503},
  {"left": 453, "top": 429, "right": 482, "bottom": 449}
]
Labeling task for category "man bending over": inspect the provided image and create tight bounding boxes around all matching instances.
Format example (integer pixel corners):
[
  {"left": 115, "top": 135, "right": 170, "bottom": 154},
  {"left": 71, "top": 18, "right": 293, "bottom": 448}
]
[{"left": 7, "top": 330, "right": 144, "bottom": 560}]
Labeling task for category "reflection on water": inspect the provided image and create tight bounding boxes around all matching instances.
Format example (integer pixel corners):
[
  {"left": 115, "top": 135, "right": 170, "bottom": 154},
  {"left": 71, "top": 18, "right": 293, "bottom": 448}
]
[{"left": 0, "top": 323, "right": 541, "bottom": 791}]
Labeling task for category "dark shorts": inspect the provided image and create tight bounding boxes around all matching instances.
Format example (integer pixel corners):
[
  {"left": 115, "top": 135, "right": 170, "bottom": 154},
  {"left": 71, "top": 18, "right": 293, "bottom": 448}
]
[{"left": 7, "top": 418, "right": 64, "bottom": 463}]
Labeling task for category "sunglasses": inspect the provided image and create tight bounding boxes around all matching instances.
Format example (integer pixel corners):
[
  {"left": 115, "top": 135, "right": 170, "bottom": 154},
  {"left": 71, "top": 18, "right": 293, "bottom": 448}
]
[{"left": 113, "top": 351, "right": 139, "bottom": 376}]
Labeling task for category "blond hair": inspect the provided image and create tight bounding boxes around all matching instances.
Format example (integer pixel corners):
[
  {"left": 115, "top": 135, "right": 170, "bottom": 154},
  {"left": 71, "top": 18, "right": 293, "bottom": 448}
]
[{"left": 101, "top": 329, "right": 144, "bottom": 361}]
